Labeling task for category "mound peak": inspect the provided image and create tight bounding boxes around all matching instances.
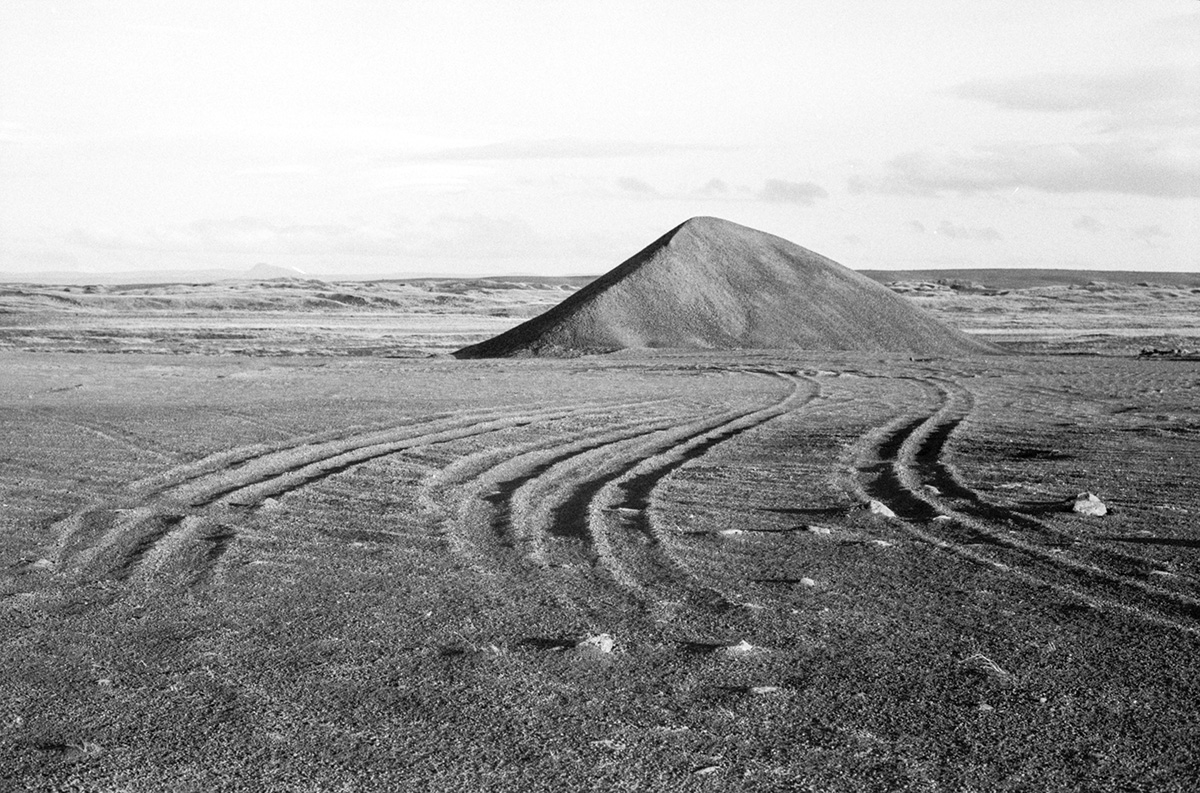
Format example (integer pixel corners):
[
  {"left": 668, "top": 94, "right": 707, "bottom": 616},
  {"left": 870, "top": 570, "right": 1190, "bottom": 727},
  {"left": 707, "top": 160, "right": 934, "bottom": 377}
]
[{"left": 454, "top": 217, "right": 998, "bottom": 358}]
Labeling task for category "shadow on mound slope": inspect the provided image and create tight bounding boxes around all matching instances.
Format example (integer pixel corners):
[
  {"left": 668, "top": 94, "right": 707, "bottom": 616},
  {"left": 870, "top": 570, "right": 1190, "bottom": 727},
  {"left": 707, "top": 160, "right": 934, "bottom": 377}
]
[{"left": 454, "top": 217, "right": 1000, "bottom": 358}]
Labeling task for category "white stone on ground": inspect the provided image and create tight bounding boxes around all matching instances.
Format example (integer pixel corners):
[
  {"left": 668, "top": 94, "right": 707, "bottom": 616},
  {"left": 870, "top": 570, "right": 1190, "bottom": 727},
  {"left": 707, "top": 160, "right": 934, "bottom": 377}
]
[
  {"left": 868, "top": 499, "right": 897, "bottom": 518},
  {"left": 1072, "top": 492, "right": 1107, "bottom": 516},
  {"left": 574, "top": 633, "right": 615, "bottom": 654}
]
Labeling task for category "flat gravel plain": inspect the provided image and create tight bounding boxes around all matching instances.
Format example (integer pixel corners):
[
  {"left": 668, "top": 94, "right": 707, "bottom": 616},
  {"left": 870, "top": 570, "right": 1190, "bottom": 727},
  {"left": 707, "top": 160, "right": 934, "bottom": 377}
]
[
  {"left": 2, "top": 347, "right": 1198, "bottom": 791},
  {"left": 1, "top": 277, "right": 1199, "bottom": 790}
]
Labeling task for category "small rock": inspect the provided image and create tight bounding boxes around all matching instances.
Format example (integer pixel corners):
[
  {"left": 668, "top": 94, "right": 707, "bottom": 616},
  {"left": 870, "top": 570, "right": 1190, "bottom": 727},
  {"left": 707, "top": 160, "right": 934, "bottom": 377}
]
[
  {"left": 750, "top": 685, "right": 783, "bottom": 695},
  {"left": 718, "top": 529, "right": 746, "bottom": 537},
  {"left": 932, "top": 515, "right": 952, "bottom": 522},
  {"left": 806, "top": 525, "right": 834, "bottom": 536},
  {"left": 694, "top": 765, "right": 721, "bottom": 776},
  {"left": 589, "top": 739, "right": 624, "bottom": 751},
  {"left": 868, "top": 500, "right": 897, "bottom": 519},
  {"left": 870, "top": 539, "right": 894, "bottom": 548},
  {"left": 923, "top": 484, "right": 942, "bottom": 495},
  {"left": 720, "top": 639, "right": 758, "bottom": 657},
  {"left": 574, "top": 633, "right": 615, "bottom": 654},
  {"left": 799, "top": 577, "right": 817, "bottom": 587},
  {"left": 26, "top": 558, "right": 54, "bottom": 571},
  {"left": 1072, "top": 493, "right": 1108, "bottom": 517}
]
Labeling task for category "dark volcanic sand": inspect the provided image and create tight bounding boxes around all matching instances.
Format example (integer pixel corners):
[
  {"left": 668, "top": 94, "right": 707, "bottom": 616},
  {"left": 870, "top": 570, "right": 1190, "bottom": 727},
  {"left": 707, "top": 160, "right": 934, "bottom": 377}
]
[{"left": 1, "top": 347, "right": 1198, "bottom": 791}]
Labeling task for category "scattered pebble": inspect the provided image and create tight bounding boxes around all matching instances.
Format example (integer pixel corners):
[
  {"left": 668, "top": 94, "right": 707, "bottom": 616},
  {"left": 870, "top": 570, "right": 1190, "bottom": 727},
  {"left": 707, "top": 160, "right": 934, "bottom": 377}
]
[
  {"left": 868, "top": 500, "right": 897, "bottom": 519},
  {"left": 1072, "top": 492, "right": 1108, "bottom": 517}
]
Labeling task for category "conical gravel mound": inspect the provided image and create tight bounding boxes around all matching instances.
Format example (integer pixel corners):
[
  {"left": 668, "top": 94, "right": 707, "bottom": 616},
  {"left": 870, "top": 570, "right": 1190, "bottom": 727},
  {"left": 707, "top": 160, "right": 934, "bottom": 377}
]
[{"left": 454, "top": 217, "right": 999, "bottom": 358}]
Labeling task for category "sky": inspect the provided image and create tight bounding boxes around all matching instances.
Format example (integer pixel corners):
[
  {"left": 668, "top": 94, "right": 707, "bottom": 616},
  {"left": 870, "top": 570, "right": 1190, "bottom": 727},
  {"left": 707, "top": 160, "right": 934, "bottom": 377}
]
[{"left": 2, "top": 1, "right": 1197, "bottom": 277}]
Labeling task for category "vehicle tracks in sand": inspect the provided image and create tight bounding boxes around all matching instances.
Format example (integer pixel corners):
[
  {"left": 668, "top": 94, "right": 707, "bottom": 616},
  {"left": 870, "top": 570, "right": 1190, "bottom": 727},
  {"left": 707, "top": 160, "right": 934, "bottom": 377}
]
[
  {"left": 849, "top": 376, "right": 1200, "bottom": 634},
  {"left": 45, "top": 399, "right": 665, "bottom": 596},
  {"left": 436, "top": 369, "right": 821, "bottom": 613}
]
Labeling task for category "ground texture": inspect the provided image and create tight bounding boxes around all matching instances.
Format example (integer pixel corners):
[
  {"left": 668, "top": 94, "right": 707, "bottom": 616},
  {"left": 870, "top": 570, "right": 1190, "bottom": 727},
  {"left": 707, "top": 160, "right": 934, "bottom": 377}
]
[{"left": 1, "top": 278, "right": 1199, "bottom": 791}]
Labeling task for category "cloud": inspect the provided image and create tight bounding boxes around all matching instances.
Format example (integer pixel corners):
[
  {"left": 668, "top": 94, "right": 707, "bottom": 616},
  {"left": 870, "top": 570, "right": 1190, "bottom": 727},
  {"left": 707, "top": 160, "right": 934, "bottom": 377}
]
[
  {"left": 757, "top": 179, "right": 828, "bottom": 205},
  {"left": 616, "top": 177, "right": 659, "bottom": 196},
  {"left": 409, "top": 138, "right": 683, "bottom": 162},
  {"left": 64, "top": 215, "right": 545, "bottom": 259},
  {"left": 1132, "top": 224, "right": 1170, "bottom": 246},
  {"left": 948, "top": 69, "right": 1194, "bottom": 115},
  {"left": 864, "top": 139, "right": 1200, "bottom": 198},
  {"left": 935, "top": 221, "right": 1002, "bottom": 242},
  {"left": 1073, "top": 215, "right": 1103, "bottom": 233},
  {"left": 883, "top": 66, "right": 1200, "bottom": 200},
  {"left": 698, "top": 178, "right": 730, "bottom": 196}
]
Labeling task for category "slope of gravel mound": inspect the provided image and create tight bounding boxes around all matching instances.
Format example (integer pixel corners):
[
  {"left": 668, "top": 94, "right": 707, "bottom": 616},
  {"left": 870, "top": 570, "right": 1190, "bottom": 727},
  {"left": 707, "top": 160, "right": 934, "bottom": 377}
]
[{"left": 454, "top": 217, "right": 999, "bottom": 358}]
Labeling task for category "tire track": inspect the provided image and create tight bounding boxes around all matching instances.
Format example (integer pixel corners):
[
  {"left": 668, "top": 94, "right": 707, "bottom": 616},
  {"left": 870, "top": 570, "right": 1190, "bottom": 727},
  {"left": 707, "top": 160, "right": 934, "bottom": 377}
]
[
  {"left": 584, "top": 372, "right": 819, "bottom": 604},
  {"left": 446, "top": 370, "right": 815, "bottom": 608},
  {"left": 850, "top": 377, "right": 1200, "bottom": 635},
  {"left": 50, "top": 400, "right": 665, "bottom": 592},
  {"left": 427, "top": 414, "right": 685, "bottom": 583},
  {"left": 421, "top": 369, "right": 818, "bottom": 613}
]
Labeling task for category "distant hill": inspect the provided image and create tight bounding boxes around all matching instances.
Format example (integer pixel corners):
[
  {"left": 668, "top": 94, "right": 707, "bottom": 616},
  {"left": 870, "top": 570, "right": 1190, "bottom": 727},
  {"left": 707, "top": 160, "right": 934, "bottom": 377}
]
[
  {"left": 859, "top": 269, "right": 1200, "bottom": 290},
  {"left": 455, "top": 217, "right": 998, "bottom": 358},
  {"left": 0, "top": 264, "right": 311, "bottom": 286}
]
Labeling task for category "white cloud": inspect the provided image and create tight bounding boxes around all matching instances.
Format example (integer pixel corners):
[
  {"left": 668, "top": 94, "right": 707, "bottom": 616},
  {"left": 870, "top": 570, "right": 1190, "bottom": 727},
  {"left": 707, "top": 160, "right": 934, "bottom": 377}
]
[
  {"left": 859, "top": 66, "right": 1200, "bottom": 200},
  {"left": 63, "top": 215, "right": 545, "bottom": 260},
  {"left": 935, "top": 221, "right": 1002, "bottom": 242},
  {"left": 948, "top": 69, "right": 1195, "bottom": 116},
  {"left": 757, "top": 179, "right": 828, "bottom": 205},
  {"left": 864, "top": 139, "right": 1200, "bottom": 198},
  {"left": 697, "top": 178, "right": 730, "bottom": 196},
  {"left": 1132, "top": 224, "right": 1170, "bottom": 246},
  {"left": 409, "top": 138, "right": 685, "bottom": 162},
  {"left": 615, "top": 177, "right": 659, "bottom": 196}
]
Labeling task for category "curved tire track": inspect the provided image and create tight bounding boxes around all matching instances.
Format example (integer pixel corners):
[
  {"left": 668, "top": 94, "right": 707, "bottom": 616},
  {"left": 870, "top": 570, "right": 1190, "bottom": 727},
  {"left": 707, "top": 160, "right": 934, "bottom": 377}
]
[
  {"left": 851, "top": 377, "right": 1200, "bottom": 635},
  {"left": 439, "top": 370, "right": 819, "bottom": 610},
  {"left": 51, "top": 400, "right": 666, "bottom": 592}
]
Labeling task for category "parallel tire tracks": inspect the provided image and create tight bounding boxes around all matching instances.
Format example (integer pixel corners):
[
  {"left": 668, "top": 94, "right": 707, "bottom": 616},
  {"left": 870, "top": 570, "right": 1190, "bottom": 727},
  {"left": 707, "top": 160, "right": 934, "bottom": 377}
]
[
  {"left": 434, "top": 370, "right": 820, "bottom": 611},
  {"left": 851, "top": 377, "right": 1200, "bottom": 634},
  {"left": 49, "top": 400, "right": 663, "bottom": 591}
]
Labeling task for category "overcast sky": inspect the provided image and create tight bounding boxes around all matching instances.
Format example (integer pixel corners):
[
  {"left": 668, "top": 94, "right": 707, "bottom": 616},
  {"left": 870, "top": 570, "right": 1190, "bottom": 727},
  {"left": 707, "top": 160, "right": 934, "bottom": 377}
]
[{"left": 2, "top": 1, "right": 1197, "bottom": 277}]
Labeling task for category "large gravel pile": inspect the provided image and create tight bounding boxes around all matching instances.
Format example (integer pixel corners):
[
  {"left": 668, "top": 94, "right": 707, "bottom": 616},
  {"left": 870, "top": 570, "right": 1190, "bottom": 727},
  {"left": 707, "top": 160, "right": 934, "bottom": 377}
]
[{"left": 455, "top": 217, "right": 999, "bottom": 358}]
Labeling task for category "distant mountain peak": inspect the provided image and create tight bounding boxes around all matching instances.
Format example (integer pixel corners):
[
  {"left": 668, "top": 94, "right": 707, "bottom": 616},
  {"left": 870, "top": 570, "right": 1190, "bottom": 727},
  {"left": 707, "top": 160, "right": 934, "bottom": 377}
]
[{"left": 247, "top": 263, "right": 307, "bottom": 279}]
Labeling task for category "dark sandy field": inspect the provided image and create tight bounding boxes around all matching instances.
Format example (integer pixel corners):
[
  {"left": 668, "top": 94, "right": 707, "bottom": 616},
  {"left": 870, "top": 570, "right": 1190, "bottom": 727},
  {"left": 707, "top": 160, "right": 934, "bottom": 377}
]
[{"left": 2, "top": 274, "right": 1199, "bottom": 791}]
